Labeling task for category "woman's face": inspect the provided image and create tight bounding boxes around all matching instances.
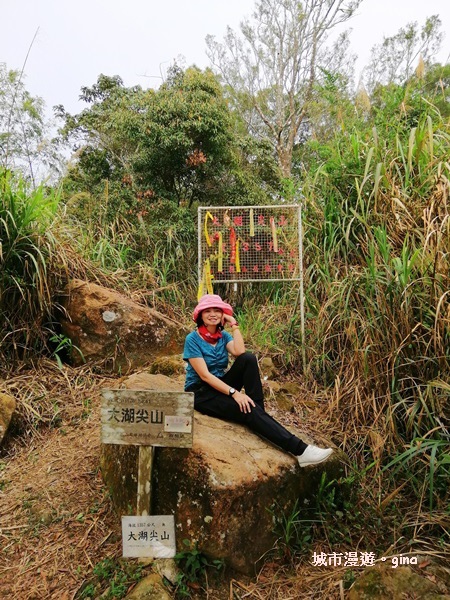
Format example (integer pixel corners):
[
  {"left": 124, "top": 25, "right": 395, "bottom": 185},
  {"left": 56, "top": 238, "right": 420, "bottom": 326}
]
[{"left": 201, "top": 307, "right": 223, "bottom": 327}]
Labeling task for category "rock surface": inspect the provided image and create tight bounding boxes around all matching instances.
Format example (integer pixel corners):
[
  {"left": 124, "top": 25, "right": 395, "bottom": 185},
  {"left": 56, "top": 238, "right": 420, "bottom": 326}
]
[
  {"left": 148, "top": 354, "right": 185, "bottom": 377},
  {"left": 59, "top": 280, "right": 187, "bottom": 372},
  {"left": 259, "top": 356, "right": 278, "bottom": 380},
  {"left": 0, "top": 392, "right": 16, "bottom": 445},
  {"left": 100, "top": 372, "right": 342, "bottom": 574},
  {"left": 124, "top": 573, "right": 172, "bottom": 600},
  {"left": 347, "top": 561, "right": 450, "bottom": 599}
]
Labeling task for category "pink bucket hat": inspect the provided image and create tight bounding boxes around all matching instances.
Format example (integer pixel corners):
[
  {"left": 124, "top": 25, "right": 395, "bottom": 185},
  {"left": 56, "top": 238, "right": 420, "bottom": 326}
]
[{"left": 193, "top": 294, "right": 233, "bottom": 322}]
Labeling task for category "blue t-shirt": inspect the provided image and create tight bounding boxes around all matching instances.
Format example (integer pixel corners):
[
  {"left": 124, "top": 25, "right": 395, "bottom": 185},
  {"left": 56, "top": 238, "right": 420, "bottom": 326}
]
[{"left": 183, "top": 330, "right": 233, "bottom": 390}]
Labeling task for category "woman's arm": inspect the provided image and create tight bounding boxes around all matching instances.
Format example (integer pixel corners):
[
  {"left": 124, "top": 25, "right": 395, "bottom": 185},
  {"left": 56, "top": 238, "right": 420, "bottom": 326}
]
[
  {"left": 188, "top": 356, "right": 255, "bottom": 413},
  {"left": 189, "top": 357, "right": 233, "bottom": 395},
  {"left": 222, "top": 314, "right": 245, "bottom": 356}
]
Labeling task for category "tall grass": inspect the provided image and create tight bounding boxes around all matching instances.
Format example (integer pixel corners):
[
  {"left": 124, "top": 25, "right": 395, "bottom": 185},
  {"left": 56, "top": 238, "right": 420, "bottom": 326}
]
[
  {"left": 299, "top": 112, "right": 450, "bottom": 516},
  {"left": 232, "top": 109, "right": 449, "bottom": 533},
  {"left": 63, "top": 197, "right": 199, "bottom": 315},
  {"left": 0, "top": 170, "right": 62, "bottom": 361},
  {"left": 0, "top": 171, "right": 199, "bottom": 366}
]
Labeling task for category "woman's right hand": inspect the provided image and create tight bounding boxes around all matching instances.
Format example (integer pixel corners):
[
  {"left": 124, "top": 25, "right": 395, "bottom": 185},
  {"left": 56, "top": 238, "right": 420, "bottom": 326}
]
[{"left": 233, "top": 391, "right": 256, "bottom": 413}]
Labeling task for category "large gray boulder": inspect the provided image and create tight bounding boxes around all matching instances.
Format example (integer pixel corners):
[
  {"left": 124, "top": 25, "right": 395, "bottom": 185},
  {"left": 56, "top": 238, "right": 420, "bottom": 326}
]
[
  {"left": 59, "top": 280, "right": 187, "bottom": 372},
  {"left": 100, "top": 372, "right": 343, "bottom": 574}
]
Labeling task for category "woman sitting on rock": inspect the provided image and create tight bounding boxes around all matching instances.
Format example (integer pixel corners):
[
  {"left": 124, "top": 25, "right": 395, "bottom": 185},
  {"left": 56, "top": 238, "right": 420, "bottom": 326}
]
[{"left": 183, "top": 294, "right": 333, "bottom": 467}]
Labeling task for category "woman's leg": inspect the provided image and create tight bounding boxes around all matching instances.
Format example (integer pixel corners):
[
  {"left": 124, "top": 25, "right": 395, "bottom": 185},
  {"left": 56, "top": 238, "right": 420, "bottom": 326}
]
[
  {"left": 195, "top": 352, "right": 332, "bottom": 464},
  {"left": 221, "top": 352, "right": 264, "bottom": 407},
  {"left": 195, "top": 389, "right": 307, "bottom": 455}
]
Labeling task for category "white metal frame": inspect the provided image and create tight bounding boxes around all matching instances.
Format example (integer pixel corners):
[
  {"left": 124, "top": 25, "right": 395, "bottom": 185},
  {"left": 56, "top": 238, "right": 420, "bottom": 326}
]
[{"left": 198, "top": 204, "right": 305, "bottom": 365}]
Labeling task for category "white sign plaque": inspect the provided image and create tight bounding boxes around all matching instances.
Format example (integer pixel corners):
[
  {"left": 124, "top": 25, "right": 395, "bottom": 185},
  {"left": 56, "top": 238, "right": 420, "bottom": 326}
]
[
  {"left": 122, "top": 515, "right": 176, "bottom": 558},
  {"left": 164, "top": 415, "right": 192, "bottom": 433}
]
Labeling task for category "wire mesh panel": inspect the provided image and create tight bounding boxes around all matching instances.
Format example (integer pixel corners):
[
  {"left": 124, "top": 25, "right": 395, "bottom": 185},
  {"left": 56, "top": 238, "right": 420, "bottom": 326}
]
[{"left": 198, "top": 205, "right": 302, "bottom": 291}]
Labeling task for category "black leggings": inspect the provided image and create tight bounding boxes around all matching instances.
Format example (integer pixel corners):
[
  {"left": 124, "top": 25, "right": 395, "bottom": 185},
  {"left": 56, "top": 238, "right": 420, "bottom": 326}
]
[{"left": 194, "top": 352, "right": 307, "bottom": 456}]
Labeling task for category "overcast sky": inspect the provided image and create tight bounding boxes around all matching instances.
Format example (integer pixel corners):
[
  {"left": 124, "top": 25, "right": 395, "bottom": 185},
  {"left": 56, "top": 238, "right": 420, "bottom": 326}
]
[{"left": 1, "top": 0, "right": 449, "bottom": 117}]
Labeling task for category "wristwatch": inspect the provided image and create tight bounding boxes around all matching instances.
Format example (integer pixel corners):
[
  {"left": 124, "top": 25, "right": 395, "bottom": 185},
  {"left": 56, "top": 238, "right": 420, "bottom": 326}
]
[{"left": 228, "top": 387, "right": 236, "bottom": 397}]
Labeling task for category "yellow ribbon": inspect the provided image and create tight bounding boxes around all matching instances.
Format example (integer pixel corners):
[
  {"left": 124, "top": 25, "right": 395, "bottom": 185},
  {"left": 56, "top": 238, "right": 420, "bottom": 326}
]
[
  {"left": 235, "top": 238, "right": 241, "bottom": 273},
  {"left": 217, "top": 232, "right": 223, "bottom": 272},
  {"left": 205, "top": 259, "right": 214, "bottom": 294},
  {"left": 197, "top": 277, "right": 204, "bottom": 301},
  {"left": 270, "top": 216, "right": 278, "bottom": 253},
  {"left": 249, "top": 208, "right": 255, "bottom": 237},
  {"left": 197, "top": 259, "right": 214, "bottom": 299},
  {"left": 204, "top": 211, "right": 214, "bottom": 247}
]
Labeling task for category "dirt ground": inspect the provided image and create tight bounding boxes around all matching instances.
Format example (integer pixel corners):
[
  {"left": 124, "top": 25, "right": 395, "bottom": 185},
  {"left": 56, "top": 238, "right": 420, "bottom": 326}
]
[
  {"left": 0, "top": 361, "right": 344, "bottom": 600},
  {"left": 0, "top": 361, "right": 387, "bottom": 600},
  {"left": 0, "top": 365, "right": 127, "bottom": 599}
]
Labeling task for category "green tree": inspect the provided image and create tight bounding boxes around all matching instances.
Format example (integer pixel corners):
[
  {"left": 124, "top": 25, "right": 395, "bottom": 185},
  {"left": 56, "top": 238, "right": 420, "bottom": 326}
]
[
  {"left": 363, "top": 16, "right": 443, "bottom": 94},
  {"left": 59, "top": 67, "right": 264, "bottom": 216},
  {"left": 206, "top": 0, "right": 362, "bottom": 178},
  {"left": 291, "top": 16, "right": 448, "bottom": 179},
  {"left": 132, "top": 66, "right": 236, "bottom": 207},
  {"left": 421, "top": 62, "right": 450, "bottom": 118},
  {"left": 0, "top": 63, "right": 62, "bottom": 185}
]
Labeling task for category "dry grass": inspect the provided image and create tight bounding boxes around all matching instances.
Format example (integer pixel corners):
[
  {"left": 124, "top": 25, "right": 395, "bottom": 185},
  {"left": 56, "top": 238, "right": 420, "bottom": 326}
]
[
  {"left": 230, "top": 564, "right": 348, "bottom": 600},
  {"left": 1, "top": 361, "right": 448, "bottom": 600},
  {"left": 0, "top": 362, "right": 124, "bottom": 600},
  {"left": 0, "top": 361, "right": 351, "bottom": 600}
]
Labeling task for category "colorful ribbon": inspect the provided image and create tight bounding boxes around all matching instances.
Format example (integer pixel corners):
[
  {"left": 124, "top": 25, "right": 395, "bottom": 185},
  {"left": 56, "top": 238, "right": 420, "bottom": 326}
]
[
  {"left": 197, "top": 259, "right": 214, "bottom": 300},
  {"left": 249, "top": 208, "right": 255, "bottom": 237},
  {"left": 230, "top": 228, "right": 236, "bottom": 264},
  {"left": 270, "top": 216, "right": 278, "bottom": 253},
  {"left": 235, "top": 238, "right": 241, "bottom": 273},
  {"left": 205, "top": 259, "right": 214, "bottom": 294},
  {"left": 217, "top": 232, "right": 223, "bottom": 272},
  {"left": 204, "top": 211, "right": 214, "bottom": 247}
]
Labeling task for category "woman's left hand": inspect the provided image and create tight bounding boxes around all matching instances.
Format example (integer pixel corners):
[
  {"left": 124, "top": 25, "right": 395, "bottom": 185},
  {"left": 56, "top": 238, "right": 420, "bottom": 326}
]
[
  {"left": 233, "top": 391, "right": 255, "bottom": 413},
  {"left": 222, "top": 314, "right": 238, "bottom": 327}
]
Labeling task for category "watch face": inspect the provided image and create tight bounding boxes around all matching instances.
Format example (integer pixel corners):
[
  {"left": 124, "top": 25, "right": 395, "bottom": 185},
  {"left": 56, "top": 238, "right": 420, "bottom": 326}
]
[{"left": 229, "top": 388, "right": 236, "bottom": 396}]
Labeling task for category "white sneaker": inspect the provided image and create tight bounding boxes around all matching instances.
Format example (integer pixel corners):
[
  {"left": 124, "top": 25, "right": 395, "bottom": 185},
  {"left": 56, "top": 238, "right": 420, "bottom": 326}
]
[{"left": 297, "top": 445, "right": 333, "bottom": 467}]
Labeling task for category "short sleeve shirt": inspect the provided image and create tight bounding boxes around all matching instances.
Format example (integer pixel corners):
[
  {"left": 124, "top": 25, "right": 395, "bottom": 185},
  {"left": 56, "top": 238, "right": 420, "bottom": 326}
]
[{"left": 183, "top": 330, "right": 233, "bottom": 391}]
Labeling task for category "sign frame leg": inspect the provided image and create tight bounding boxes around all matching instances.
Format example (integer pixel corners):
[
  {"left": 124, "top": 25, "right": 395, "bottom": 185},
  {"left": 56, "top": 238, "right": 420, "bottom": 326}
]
[{"left": 137, "top": 445, "right": 154, "bottom": 516}]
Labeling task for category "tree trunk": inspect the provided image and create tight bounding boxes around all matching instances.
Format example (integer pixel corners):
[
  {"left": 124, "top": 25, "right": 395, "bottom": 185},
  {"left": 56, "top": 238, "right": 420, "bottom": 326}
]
[{"left": 277, "top": 144, "right": 292, "bottom": 179}]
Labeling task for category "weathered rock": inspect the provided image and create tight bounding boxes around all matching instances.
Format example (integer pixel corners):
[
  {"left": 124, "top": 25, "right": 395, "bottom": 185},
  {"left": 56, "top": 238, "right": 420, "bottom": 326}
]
[
  {"left": 280, "top": 381, "right": 303, "bottom": 396},
  {"left": 125, "top": 573, "right": 172, "bottom": 600},
  {"left": 264, "top": 381, "right": 297, "bottom": 412},
  {"left": 124, "top": 372, "right": 185, "bottom": 392},
  {"left": 265, "top": 380, "right": 321, "bottom": 412},
  {"left": 347, "top": 561, "right": 450, "bottom": 599},
  {"left": 259, "top": 356, "right": 278, "bottom": 380},
  {"left": 274, "top": 393, "right": 295, "bottom": 412},
  {"left": 100, "top": 372, "right": 343, "bottom": 575},
  {"left": 149, "top": 355, "right": 186, "bottom": 377},
  {"left": 153, "top": 558, "right": 180, "bottom": 586},
  {"left": 59, "top": 280, "right": 187, "bottom": 372},
  {"left": 263, "top": 380, "right": 281, "bottom": 393},
  {"left": 0, "top": 392, "right": 16, "bottom": 445},
  {"left": 154, "top": 414, "right": 343, "bottom": 575}
]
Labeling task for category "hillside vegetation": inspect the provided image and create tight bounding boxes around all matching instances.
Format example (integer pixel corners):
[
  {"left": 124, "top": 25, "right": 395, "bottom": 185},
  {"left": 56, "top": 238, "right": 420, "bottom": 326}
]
[{"left": 1, "top": 2, "right": 449, "bottom": 597}]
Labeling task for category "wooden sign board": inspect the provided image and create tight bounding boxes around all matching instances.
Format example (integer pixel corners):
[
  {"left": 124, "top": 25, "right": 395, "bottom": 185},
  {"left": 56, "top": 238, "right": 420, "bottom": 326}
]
[
  {"left": 122, "top": 515, "right": 176, "bottom": 558},
  {"left": 101, "top": 389, "right": 194, "bottom": 447}
]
